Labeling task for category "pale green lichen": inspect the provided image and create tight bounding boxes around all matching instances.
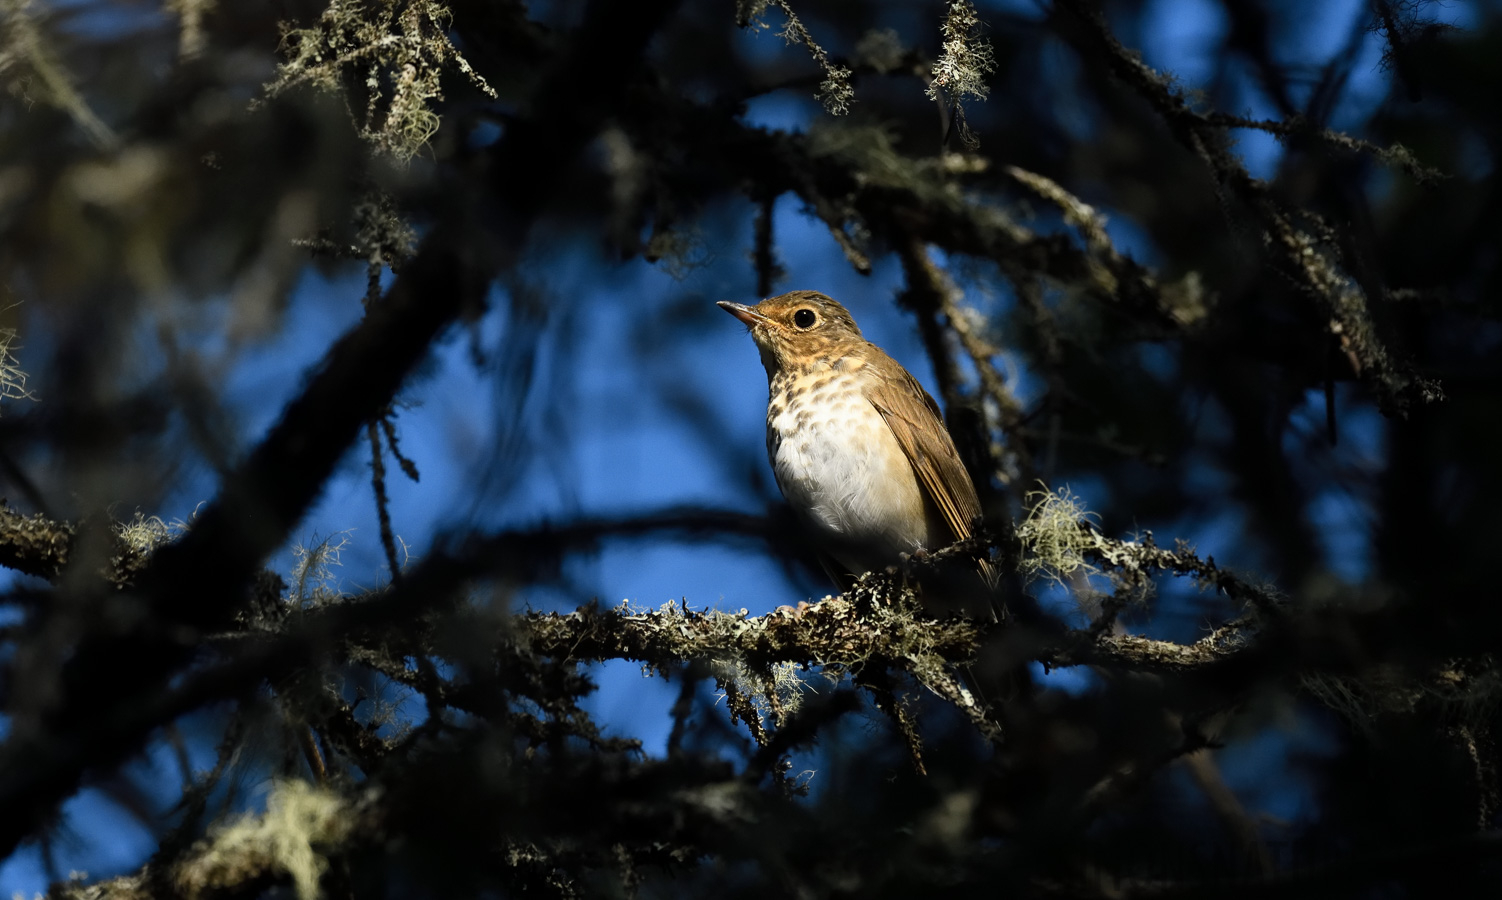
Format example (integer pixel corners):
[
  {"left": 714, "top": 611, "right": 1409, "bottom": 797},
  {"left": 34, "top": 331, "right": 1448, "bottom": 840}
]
[
  {"left": 115, "top": 505, "right": 201, "bottom": 554},
  {"left": 711, "top": 658, "right": 808, "bottom": 727},
  {"left": 738, "top": 0, "right": 853, "bottom": 115},
  {"left": 260, "top": 0, "right": 496, "bottom": 162},
  {"left": 928, "top": 0, "right": 996, "bottom": 104},
  {"left": 116, "top": 513, "right": 179, "bottom": 555},
  {"left": 1015, "top": 485, "right": 1103, "bottom": 586},
  {"left": 927, "top": 0, "right": 996, "bottom": 148},
  {"left": 175, "top": 780, "right": 355, "bottom": 900},
  {"left": 290, "top": 531, "right": 352, "bottom": 605},
  {"left": 0, "top": 328, "right": 33, "bottom": 408}
]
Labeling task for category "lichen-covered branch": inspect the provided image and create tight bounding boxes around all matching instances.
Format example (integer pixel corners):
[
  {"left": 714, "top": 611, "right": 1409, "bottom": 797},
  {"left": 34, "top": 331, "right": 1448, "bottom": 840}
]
[
  {"left": 518, "top": 590, "right": 981, "bottom": 675},
  {"left": 0, "top": 503, "right": 74, "bottom": 580}
]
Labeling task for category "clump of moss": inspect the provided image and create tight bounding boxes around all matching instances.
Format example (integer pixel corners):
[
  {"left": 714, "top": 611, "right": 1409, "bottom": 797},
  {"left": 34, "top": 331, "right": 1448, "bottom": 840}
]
[
  {"left": 174, "top": 779, "right": 356, "bottom": 900},
  {"left": 290, "top": 531, "right": 352, "bottom": 606},
  {"left": 1015, "top": 485, "right": 1102, "bottom": 586},
  {"left": 260, "top": 0, "right": 496, "bottom": 161}
]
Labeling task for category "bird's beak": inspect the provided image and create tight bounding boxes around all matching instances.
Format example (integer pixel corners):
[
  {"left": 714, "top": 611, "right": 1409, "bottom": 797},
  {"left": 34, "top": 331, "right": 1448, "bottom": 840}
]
[{"left": 717, "top": 301, "right": 771, "bottom": 329}]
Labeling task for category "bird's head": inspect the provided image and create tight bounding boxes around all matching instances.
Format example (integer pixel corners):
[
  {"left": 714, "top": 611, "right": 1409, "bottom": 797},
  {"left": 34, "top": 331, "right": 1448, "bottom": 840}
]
[{"left": 717, "top": 290, "right": 865, "bottom": 375}]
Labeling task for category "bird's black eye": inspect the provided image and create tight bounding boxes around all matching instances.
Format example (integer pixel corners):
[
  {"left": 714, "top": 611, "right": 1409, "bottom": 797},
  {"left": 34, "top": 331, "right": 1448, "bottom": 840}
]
[{"left": 793, "top": 308, "right": 817, "bottom": 329}]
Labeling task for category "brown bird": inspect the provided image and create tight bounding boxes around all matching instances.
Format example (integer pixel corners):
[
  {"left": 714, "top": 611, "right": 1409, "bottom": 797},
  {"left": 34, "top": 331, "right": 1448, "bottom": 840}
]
[{"left": 719, "top": 290, "right": 996, "bottom": 620}]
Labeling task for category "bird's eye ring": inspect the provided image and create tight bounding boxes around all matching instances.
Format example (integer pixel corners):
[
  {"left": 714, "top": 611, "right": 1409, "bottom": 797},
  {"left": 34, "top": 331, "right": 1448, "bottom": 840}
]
[{"left": 793, "top": 308, "right": 817, "bottom": 329}]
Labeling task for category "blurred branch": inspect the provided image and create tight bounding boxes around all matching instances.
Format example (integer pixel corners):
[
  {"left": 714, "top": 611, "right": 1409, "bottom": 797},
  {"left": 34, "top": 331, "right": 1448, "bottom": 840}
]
[
  {"left": 1181, "top": 746, "right": 1274, "bottom": 878},
  {"left": 1202, "top": 112, "right": 1445, "bottom": 186},
  {"left": 737, "top": 1, "right": 854, "bottom": 115},
  {"left": 13, "top": 494, "right": 1498, "bottom": 896},
  {"left": 0, "top": 0, "right": 685, "bottom": 862},
  {"left": 0, "top": 506, "right": 783, "bottom": 857},
  {"left": 896, "top": 236, "right": 1037, "bottom": 486},
  {"left": 1054, "top": 0, "right": 1443, "bottom": 416},
  {"left": 0, "top": 0, "right": 118, "bottom": 149},
  {"left": 664, "top": 107, "right": 1208, "bottom": 339},
  {"left": 1087, "top": 530, "right": 1284, "bottom": 617}
]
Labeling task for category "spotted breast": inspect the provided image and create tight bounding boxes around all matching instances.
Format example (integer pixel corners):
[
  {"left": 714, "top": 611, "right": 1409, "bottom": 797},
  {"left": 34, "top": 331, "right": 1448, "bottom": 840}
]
[{"left": 767, "top": 354, "right": 942, "bottom": 581}]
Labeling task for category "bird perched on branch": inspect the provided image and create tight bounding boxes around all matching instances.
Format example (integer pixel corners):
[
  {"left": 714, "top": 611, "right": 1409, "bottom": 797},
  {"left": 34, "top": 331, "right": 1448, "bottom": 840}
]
[{"left": 718, "top": 290, "right": 997, "bottom": 622}]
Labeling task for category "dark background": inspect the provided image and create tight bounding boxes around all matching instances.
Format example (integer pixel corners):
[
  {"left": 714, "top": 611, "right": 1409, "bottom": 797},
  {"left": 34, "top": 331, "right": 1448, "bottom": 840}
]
[{"left": 1, "top": 0, "right": 1499, "bottom": 896}]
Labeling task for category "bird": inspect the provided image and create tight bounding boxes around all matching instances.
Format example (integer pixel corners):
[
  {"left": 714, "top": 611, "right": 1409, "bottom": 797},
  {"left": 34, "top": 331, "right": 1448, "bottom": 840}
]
[{"left": 718, "top": 290, "right": 997, "bottom": 621}]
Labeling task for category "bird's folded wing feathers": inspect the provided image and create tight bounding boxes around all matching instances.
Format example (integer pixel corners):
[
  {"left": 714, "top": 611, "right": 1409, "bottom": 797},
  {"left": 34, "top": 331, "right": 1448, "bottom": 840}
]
[{"left": 864, "top": 368, "right": 982, "bottom": 545}]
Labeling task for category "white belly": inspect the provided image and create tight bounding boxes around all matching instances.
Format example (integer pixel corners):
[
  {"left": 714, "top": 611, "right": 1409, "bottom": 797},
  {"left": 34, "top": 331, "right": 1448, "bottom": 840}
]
[{"left": 768, "top": 388, "right": 931, "bottom": 575}]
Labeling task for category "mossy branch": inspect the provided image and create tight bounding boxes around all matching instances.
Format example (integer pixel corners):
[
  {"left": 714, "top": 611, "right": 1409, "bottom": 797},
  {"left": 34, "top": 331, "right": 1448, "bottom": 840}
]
[{"left": 518, "top": 590, "right": 981, "bottom": 678}]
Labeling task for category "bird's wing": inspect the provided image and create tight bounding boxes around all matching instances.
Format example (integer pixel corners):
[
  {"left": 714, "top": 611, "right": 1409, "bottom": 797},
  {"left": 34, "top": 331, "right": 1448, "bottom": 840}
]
[
  {"left": 864, "top": 362, "right": 983, "bottom": 546},
  {"left": 866, "top": 363, "right": 1000, "bottom": 602}
]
